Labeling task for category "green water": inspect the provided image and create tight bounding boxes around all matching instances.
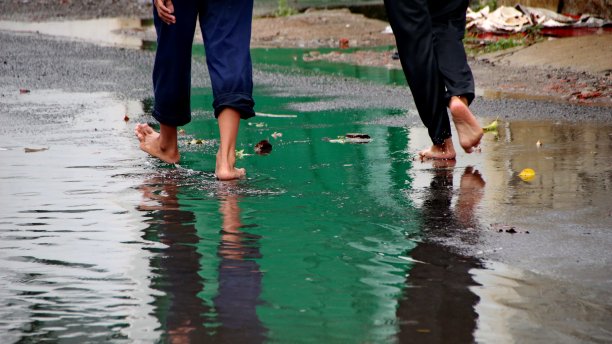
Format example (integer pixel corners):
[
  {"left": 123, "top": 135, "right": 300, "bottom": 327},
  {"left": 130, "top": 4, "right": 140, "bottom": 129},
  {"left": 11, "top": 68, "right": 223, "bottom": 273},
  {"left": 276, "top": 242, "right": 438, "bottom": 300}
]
[
  {"left": 191, "top": 45, "right": 407, "bottom": 86},
  {"left": 143, "top": 88, "right": 423, "bottom": 342}
]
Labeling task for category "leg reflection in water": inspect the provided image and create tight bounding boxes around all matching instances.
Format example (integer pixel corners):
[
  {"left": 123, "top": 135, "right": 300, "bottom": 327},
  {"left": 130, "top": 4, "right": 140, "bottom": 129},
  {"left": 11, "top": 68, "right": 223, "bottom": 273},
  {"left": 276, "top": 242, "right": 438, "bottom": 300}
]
[
  {"left": 397, "top": 164, "right": 486, "bottom": 343},
  {"left": 214, "top": 192, "right": 266, "bottom": 343},
  {"left": 138, "top": 176, "right": 266, "bottom": 343}
]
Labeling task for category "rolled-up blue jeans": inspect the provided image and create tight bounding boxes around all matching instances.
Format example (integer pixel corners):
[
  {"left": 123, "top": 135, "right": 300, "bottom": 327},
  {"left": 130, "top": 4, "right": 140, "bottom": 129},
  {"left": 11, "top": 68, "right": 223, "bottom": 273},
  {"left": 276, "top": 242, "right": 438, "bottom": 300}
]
[{"left": 152, "top": 0, "right": 255, "bottom": 127}]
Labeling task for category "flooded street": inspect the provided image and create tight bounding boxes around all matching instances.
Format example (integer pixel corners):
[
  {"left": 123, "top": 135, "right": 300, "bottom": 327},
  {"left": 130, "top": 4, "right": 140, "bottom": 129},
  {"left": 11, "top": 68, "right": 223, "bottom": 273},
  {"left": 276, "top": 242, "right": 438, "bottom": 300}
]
[{"left": 1, "top": 22, "right": 612, "bottom": 343}]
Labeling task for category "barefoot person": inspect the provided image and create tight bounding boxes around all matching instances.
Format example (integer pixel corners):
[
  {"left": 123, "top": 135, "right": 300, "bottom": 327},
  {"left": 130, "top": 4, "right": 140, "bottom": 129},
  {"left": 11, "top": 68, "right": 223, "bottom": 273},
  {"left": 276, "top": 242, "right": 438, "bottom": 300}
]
[
  {"left": 135, "top": 0, "right": 255, "bottom": 180},
  {"left": 384, "top": 0, "right": 483, "bottom": 160}
]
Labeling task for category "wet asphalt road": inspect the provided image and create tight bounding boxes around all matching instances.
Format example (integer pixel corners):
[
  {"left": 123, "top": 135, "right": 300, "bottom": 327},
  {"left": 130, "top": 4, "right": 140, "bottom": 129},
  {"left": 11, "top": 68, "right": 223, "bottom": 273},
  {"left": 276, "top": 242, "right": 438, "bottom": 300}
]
[
  {"left": 2, "top": 28, "right": 611, "bottom": 262},
  {"left": 1, "top": 30, "right": 611, "bottom": 307}
]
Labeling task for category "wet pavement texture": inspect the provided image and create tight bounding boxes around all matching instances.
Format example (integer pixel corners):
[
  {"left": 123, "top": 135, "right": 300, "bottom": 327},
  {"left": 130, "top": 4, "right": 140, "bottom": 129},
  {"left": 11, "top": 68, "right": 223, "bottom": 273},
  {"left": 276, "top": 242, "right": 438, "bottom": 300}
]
[{"left": 1, "top": 27, "right": 612, "bottom": 343}]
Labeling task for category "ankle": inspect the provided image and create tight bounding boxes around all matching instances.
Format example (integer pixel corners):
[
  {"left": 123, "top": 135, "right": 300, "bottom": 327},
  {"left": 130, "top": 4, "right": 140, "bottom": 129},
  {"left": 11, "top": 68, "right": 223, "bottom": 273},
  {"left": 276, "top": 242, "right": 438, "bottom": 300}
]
[{"left": 158, "top": 139, "right": 177, "bottom": 153}]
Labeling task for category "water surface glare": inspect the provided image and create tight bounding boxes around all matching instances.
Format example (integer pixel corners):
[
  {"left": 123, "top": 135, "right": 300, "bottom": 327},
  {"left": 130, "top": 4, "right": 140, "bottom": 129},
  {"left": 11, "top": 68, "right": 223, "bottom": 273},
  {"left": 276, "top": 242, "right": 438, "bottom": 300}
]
[{"left": 1, "top": 88, "right": 611, "bottom": 343}]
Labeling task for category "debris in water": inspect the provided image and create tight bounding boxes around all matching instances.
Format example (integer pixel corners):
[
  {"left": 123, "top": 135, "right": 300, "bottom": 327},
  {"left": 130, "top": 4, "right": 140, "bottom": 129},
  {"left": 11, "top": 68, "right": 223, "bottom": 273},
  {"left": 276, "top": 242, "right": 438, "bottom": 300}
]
[
  {"left": 254, "top": 140, "right": 272, "bottom": 155},
  {"left": 536, "top": 139, "right": 542, "bottom": 147},
  {"left": 505, "top": 228, "right": 517, "bottom": 234},
  {"left": 256, "top": 112, "right": 297, "bottom": 118},
  {"left": 324, "top": 133, "right": 372, "bottom": 144},
  {"left": 235, "top": 149, "right": 251, "bottom": 159},
  {"left": 188, "top": 139, "right": 204, "bottom": 145},
  {"left": 19, "top": 88, "right": 30, "bottom": 94},
  {"left": 518, "top": 168, "right": 536, "bottom": 182},
  {"left": 339, "top": 38, "right": 349, "bottom": 49},
  {"left": 24, "top": 147, "right": 48, "bottom": 153},
  {"left": 482, "top": 118, "right": 499, "bottom": 132},
  {"left": 271, "top": 132, "right": 283, "bottom": 139},
  {"left": 576, "top": 91, "right": 602, "bottom": 100},
  {"left": 249, "top": 122, "right": 267, "bottom": 128},
  {"left": 178, "top": 128, "right": 186, "bottom": 135},
  {"left": 123, "top": 114, "right": 129, "bottom": 122}
]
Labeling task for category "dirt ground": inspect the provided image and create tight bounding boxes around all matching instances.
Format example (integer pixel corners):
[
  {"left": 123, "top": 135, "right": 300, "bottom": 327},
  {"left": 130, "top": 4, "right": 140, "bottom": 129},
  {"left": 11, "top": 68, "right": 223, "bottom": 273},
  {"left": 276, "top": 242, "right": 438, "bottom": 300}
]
[
  {"left": 251, "top": 8, "right": 396, "bottom": 48},
  {"left": 251, "top": 9, "right": 611, "bottom": 107},
  {"left": 0, "top": 3, "right": 610, "bottom": 107}
]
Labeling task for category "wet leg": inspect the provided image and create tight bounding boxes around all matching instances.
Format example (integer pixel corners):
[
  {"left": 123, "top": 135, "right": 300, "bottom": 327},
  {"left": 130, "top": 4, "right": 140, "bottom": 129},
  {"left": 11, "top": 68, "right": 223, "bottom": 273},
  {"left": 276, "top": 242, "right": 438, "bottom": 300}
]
[
  {"left": 134, "top": 123, "right": 180, "bottom": 164},
  {"left": 215, "top": 108, "right": 246, "bottom": 181},
  {"left": 430, "top": 0, "right": 482, "bottom": 154},
  {"left": 384, "top": 0, "right": 452, "bottom": 149}
]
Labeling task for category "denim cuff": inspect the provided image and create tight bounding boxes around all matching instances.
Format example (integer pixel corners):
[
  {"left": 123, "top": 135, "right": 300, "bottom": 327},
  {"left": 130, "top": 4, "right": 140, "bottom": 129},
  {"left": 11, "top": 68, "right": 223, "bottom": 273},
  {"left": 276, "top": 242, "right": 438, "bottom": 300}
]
[{"left": 213, "top": 92, "right": 255, "bottom": 120}]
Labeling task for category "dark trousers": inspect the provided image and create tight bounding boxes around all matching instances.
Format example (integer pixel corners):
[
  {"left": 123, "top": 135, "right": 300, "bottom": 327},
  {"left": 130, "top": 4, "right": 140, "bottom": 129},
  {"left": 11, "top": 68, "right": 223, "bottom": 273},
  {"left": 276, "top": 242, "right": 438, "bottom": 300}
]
[
  {"left": 384, "top": 0, "right": 474, "bottom": 145},
  {"left": 152, "top": 0, "right": 255, "bottom": 127}
]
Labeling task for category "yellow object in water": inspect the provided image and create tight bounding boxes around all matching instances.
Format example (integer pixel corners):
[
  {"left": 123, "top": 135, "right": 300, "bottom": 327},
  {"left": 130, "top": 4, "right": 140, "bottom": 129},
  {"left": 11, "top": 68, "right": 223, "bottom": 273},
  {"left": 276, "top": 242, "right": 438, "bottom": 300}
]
[
  {"left": 482, "top": 118, "right": 499, "bottom": 133},
  {"left": 518, "top": 168, "right": 536, "bottom": 181}
]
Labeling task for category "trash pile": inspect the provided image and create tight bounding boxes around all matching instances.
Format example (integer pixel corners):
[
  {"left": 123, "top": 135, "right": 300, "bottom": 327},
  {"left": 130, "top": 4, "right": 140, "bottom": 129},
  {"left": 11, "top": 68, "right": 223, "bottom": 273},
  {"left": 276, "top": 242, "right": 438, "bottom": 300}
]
[{"left": 467, "top": 5, "right": 611, "bottom": 33}]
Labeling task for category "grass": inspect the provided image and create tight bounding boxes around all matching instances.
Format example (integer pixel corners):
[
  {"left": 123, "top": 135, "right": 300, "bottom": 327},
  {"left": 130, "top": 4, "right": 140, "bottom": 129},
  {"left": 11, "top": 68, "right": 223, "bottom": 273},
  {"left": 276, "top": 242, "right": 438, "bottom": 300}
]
[
  {"left": 463, "top": 28, "right": 544, "bottom": 55},
  {"left": 274, "top": 0, "right": 297, "bottom": 17}
]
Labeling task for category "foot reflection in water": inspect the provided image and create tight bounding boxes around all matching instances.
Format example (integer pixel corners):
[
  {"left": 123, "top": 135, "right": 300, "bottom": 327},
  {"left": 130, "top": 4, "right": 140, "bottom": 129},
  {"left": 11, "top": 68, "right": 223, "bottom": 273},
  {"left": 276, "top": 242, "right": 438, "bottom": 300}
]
[
  {"left": 397, "top": 163, "right": 485, "bottom": 343},
  {"left": 137, "top": 176, "right": 266, "bottom": 343}
]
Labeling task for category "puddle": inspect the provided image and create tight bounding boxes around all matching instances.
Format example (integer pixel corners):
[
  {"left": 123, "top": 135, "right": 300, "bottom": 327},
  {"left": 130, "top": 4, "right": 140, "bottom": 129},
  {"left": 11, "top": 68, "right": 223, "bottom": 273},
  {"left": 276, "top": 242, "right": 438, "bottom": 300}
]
[
  {"left": 1, "top": 84, "right": 611, "bottom": 341},
  {"left": 0, "top": 18, "right": 151, "bottom": 49}
]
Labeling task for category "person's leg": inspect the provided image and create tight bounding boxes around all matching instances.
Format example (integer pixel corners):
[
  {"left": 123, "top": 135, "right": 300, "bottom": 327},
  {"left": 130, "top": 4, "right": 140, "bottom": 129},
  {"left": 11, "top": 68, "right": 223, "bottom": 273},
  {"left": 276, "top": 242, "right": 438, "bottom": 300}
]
[
  {"left": 199, "top": 0, "right": 255, "bottom": 179},
  {"left": 431, "top": 0, "right": 483, "bottom": 153},
  {"left": 216, "top": 108, "right": 246, "bottom": 180},
  {"left": 135, "top": 0, "right": 198, "bottom": 163},
  {"left": 384, "top": 0, "right": 455, "bottom": 160}
]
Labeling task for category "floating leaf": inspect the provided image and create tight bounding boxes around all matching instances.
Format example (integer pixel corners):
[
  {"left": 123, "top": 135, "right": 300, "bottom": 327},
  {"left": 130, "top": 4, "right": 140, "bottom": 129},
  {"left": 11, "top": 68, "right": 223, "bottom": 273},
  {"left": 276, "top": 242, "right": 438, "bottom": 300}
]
[
  {"left": 518, "top": 168, "right": 536, "bottom": 182},
  {"left": 254, "top": 140, "right": 272, "bottom": 155},
  {"left": 482, "top": 118, "right": 499, "bottom": 133}
]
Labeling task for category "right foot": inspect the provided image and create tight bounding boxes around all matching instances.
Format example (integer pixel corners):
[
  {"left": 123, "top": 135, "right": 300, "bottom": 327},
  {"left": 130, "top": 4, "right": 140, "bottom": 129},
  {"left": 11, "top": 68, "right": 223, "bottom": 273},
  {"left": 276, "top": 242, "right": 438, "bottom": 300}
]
[
  {"left": 134, "top": 123, "right": 180, "bottom": 164},
  {"left": 419, "top": 137, "right": 457, "bottom": 160},
  {"left": 215, "top": 151, "right": 246, "bottom": 181},
  {"left": 449, "top": 96, "right": 483, "bottom": 153}
]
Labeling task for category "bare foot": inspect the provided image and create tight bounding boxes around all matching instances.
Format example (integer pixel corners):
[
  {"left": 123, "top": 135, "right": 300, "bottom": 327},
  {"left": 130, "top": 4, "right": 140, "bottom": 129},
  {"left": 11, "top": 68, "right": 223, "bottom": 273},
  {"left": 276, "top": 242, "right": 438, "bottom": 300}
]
[
  {"left": 134, "top": 123, "right": 180, "bottom": 164},
  {"left": 419, "top": 137, "right": 457, "bottom": 160},
  {"left": 449, "top": 96, "right": 483, "bottom": 153},
  {"left": 215, "top": 150, "right": 246, "bottom": 181}
]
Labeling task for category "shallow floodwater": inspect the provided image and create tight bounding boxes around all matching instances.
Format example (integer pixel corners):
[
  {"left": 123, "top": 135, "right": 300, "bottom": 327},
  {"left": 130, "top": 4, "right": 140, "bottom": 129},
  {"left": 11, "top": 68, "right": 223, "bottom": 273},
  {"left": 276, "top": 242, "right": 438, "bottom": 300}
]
[{"left": 1, "top": 82, "right": 611, "bottom": 343}]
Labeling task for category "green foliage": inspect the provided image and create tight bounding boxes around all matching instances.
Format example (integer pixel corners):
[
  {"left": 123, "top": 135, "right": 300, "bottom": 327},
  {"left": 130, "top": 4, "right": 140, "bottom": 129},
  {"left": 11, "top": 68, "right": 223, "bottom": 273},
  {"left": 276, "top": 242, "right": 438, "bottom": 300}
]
[
  {"left": 464, "top": 31, "right": 544, "bottom": 55},
  {"left": 470, "top": 0, "right": 498, "bottom": 12},
  {"left": 275, "top": 0, "right": 297, "bottom": 17}
]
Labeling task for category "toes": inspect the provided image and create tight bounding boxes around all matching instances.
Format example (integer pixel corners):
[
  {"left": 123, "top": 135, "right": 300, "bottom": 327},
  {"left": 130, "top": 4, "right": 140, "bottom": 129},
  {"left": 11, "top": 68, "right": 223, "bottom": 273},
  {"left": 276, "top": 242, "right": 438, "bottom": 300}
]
[{"left": 141, "top": 124, "right": 154, "bottom": 135}]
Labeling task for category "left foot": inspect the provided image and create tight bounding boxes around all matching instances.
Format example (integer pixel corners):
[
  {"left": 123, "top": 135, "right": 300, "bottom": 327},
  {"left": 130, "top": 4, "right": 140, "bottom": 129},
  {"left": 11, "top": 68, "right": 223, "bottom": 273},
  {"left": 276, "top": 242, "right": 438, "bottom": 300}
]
[
  {"left": 134, "top": 123, "right": 180, "bottom": 164},
  {"left": 449, "top": 96, "right": 483, "bottom": 153}
]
